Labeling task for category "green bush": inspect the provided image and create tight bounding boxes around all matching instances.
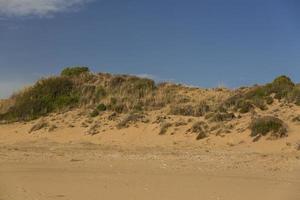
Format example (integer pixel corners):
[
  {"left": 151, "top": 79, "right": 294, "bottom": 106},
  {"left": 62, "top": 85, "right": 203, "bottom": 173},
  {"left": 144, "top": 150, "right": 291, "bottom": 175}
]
[
  {"left": 96, "top": 104, "right": 107, "bottom": 111},
  {"left": 2, "top": 77, "right": 78, "bottom": 121},
  {"left": 61, "top": 66, "right": 90, "bottom": 77},
  {"left": 271, "top": 76, "right": 294, "bottom": 99},
  {"left": 287, "top": 86, "right": 300, "bottom": 106},
  {"left": 250, "top": 116, "right": 287, "bottom": 138}
]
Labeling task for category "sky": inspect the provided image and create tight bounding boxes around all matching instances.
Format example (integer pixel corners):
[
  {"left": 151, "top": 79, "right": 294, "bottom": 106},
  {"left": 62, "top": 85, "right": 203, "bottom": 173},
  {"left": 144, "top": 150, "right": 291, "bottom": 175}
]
[{"left": 0, "top": 0, "right": 300, "bottom": 98}]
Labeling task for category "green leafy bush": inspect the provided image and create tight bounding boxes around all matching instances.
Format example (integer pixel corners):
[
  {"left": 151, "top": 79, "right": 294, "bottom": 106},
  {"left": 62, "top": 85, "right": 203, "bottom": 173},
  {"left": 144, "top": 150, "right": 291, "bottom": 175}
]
[
  {"left": 250, "top": 116, "right": 287, "bottom": 138},
  {"left": 271, "top": 75, "right": 294, "bottom": 99},
  {"left": 2, "top": 77, "right": 78, "bottom": 121},
  {"left": 61, "top": 66, "right": 90, "bottom": 77},
  {"left": 97, "top": 104, "right": 107, "bottom": 111}
]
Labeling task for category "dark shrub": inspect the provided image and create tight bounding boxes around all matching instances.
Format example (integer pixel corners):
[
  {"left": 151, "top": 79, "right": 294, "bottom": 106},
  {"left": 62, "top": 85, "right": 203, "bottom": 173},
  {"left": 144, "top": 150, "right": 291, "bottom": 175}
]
[
  {"left": 61, "top": 66, "right": 90, "bottom": 77},
  {"left": 250, "top": 116, "right": 287, "bottom": 139},
  {"left": 3, "top": 77, "right": 78, "bottom": 121},
  {"left": 236, "top": 100, "right": 253, "bottom": 113},
  {"left": 97, "top": 104, "right": 107, "bottom": 111},
  {"left": 211, "top": 112, "right": 235, "bottom": 122}
]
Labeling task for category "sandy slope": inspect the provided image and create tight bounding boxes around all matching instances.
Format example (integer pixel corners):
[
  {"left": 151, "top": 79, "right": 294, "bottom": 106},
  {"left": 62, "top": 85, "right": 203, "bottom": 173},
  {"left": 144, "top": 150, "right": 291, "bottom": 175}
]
[{"left": 1, "top": 107, "right": 300, "bottom": 200}]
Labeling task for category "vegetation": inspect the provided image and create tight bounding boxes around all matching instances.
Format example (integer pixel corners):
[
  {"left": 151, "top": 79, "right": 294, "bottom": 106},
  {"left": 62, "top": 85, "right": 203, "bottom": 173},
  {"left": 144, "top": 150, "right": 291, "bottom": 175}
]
[
  {"left": 0, "top": 77, "right": 78, "bottom": 121},
  {"left": 116, "top": 113, "right": 145, "bottom": 129},
  {"left": 169, "top": 102, "right": 209, "bottom": 117},
  {"left": 190, "top": 121, "right": 209, "bottom": 140},
  {"left": 250, "top": 116, "right": 287, "bottom": 139},
  {"left": 222, "top": 75, "right": 299, "bottom": 114},
  {"left": 159, "top": 122, "right": 172, "bottom": 135},
  {"left": 61, "top": 66, "right": 90, "bottom": 77}
]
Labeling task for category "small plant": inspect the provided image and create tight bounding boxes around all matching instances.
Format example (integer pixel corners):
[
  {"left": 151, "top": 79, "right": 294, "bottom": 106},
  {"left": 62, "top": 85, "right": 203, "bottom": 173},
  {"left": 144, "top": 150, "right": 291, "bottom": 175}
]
[
  {"left": 191, "top": 121, "right": 209, "bottom": 140},
  {"left": 250, "top": 116, "right": 287, "bottom": 139},
  {"left": 97, "top": 104, "right": 107, "bottom": 111},
  {"left": 117, "top": 113, "right": 144, "bottom": 129},
  {"left": 236, "top": 100, "right": 253, "bottom": 113},
  {"left": 61, "top": 66, "right": 90, "bottom": 77},
  {"left": 265, "top": 96, "right": 274, "bottom": 105},
  {"left": 211, "top": 112, "right": 235, "bottom": 122},
  {"left": 159, "top": 122, "right": 172, "bottom": 135},
  {"left": 90, "top": 109, "right": 99, "bottom": 117},
  {"left": 169, "top": 102, "right": 209, "bottom": 117}
]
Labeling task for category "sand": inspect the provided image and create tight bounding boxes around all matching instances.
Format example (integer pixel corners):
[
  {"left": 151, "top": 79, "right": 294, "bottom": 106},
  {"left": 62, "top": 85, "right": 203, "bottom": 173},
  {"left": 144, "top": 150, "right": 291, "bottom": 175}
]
[{"left": 1, "top": 107, "right": 300, "bottom": 200}]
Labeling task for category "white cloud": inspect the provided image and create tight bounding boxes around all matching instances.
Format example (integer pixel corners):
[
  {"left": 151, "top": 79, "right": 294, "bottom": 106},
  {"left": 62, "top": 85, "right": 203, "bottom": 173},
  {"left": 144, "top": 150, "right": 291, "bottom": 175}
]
[{"left": 0, "top": 0, "right": 93, "bottom": 17}]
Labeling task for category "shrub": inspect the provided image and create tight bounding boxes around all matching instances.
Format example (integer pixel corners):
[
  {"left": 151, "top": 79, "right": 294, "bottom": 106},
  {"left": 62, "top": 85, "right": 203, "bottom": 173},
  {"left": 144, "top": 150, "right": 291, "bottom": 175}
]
[
  {"left": 95, "top": 86, "right": 107, "bottom": 99},
  {"left": 61, "top": 66, "right": 90, "bottom": 77},
  {"left": 96, "top": 104, "right": 107, "bottom": 111},
  {"left": 287, "top": 86, "right": 300, "bottom": 105},
  {"left": 159, "top": 122, "right": 172, "bottom": 135},
  {"left": 90, "top": 109, "right": 99, "bottom": 117},
  {"left": 236, "top": 100, "right": 253, "bottom": 113},
  {"left": 250, "top": 116, "right": 287, "bottom": 139},
  {"left": 116, "top": 113, "right": 144, "bottom": 129},
  {"left": 191, "top": 121, "right": 209, "bottom": 140},
  {"left": 211, "top": 112, "right": 235, "bottom": 122},
  {"left": 169, "top": 104, "right": 194, "bottom": 116},
  {"left": 2, "top": 77, "right": 78, "bottom": 121},
  {"left": 169, "top": 102, "right": 209, "bottom": 117},
  {"left": 252, "top": 98, "right": 267, "bottom": 111},
  {"left": 265, "top": 96, "right": 274, "bottom": 105}
]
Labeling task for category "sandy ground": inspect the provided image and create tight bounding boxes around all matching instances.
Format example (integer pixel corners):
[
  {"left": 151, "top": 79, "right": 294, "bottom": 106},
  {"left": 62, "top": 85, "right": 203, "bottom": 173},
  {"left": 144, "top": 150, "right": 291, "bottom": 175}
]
[
  {"left": 0, "top": 139, "right": 300, "bottom": 200},
  {"left": 1, "top": 108, "right": 300, "bottom": 200}
]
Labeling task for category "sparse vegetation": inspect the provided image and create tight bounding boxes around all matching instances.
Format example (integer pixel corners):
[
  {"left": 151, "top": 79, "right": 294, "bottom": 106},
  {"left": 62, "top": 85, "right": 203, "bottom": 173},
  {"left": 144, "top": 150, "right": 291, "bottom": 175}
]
[
  {"left": 159, "top": 122, "right": 172, "bottom": 135},
  {"left": 116, "top": 113, "right": 145, "bottom": 129},
  {"left": 169, "top": 102, "right": 209, "bottom": 117},
  {"left": 210, "top": 112, "right": 235, "bottom": 122},
  {"left": 190, "top": 121, "right": 209, "bottom": 140}
]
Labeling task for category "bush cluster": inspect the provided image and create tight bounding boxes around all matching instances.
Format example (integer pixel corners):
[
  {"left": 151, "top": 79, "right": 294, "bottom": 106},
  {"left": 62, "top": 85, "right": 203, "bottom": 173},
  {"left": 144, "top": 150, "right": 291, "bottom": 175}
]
[{"left": 1, "top": 77, "right": 78, "bottom": 121}]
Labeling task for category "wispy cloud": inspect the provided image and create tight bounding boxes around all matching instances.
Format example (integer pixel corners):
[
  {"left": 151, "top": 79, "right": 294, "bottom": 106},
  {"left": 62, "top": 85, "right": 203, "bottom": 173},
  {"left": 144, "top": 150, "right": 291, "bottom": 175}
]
[{"left": 0, "top": 0, "right": 93, "bottom": 17}]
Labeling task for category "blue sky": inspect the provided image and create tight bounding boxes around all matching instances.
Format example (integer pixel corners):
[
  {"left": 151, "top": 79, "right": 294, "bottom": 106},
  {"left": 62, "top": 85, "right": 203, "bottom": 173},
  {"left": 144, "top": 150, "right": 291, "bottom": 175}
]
[{"left": 0, "top": 0, "right": 300, "bottom": 98}]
